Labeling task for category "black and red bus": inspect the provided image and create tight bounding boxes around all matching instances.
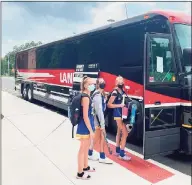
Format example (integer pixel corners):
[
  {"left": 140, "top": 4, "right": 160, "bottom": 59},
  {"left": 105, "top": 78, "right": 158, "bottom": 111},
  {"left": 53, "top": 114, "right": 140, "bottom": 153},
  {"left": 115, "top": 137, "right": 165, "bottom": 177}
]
[{"left": 15, "top": 10, "right": 192, "bottom": 159}]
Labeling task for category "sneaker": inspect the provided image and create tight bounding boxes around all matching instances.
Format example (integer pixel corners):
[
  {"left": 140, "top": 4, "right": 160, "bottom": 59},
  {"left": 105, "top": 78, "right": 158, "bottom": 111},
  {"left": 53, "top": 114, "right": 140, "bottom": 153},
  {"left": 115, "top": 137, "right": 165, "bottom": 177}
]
[
  {"left": 83, "top": 166, "right": 96, "bottom": 172},
  {"left": 88, "top": 154, "right": 99, "bottom": 161},
  {"left": 99, "top": 157, "right": 113, "bottom": 164},
  {"left": 76, "top": 172, "right": 91, "bottom": 180},
  {"left": 119, "top": 155, "right": 131, "bottom": 161}
]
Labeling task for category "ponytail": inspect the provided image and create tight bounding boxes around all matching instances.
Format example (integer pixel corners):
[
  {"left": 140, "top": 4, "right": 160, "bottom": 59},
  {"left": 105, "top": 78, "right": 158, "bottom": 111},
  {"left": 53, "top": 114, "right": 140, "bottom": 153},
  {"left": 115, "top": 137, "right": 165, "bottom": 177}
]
[
  {"left": 81, "top": 75, "right": 89, "bottom": 92},
  {"left": 96, "top": 78, "right": 100, "bottom": 90}
]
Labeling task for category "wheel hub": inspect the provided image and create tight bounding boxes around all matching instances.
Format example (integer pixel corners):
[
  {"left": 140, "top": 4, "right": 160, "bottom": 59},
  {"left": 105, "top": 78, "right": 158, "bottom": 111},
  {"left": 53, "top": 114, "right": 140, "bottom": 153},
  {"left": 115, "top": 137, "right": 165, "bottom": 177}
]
[
  {"left": 28, "top": 89, "right": 32, "bottom": 100},
  {"left": 23, "top": 88, "right": 27, "bottom": 96}
]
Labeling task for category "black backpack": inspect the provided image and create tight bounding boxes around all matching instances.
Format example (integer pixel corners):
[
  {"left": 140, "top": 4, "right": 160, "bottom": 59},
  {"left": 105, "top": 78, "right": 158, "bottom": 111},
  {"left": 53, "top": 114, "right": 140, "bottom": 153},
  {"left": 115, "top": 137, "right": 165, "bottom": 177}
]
[
  {"left": 104, "top": 89, "right": 120, "bottom": 118},
  {"left": 69, "top": 92, "right": 89, "bottom": 138},
  {"left": 105, "top": 89, "right": 131, "bottom": 117}
]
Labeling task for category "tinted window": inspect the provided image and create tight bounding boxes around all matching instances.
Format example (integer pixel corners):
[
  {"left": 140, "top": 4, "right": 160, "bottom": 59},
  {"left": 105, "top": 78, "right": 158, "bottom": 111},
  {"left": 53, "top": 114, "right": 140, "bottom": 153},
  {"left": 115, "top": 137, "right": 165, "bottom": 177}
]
[
  {"left": 144, "top": 16, "right": 170, "bottom": 34},
  {"left": 77, "top": 23, "right": 145, "bottom": 72},
  {"left": 35, "top": 16, "right": 170, "bottom": 71},
  {"left": 36, "top": 45, "right": 54, "bottom": 69},
  {"left": 36, "top": 41, "right": 77, "bottom": 69},
  {"left": 16, "top": 52, "right": 28, "bottom": 69},
  {"left": 53, "top": 41, "right": 77, "bottom": 69}
]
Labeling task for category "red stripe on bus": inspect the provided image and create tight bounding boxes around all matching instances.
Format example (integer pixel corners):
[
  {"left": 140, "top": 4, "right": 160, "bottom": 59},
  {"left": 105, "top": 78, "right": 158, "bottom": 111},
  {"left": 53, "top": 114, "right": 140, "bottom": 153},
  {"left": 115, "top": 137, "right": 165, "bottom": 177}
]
[
  {"left": 17, "top": 69, "right": 191, "bottom": 104},
  {"left": 100, "top": 71, "right": 190, "bottom": 104}
]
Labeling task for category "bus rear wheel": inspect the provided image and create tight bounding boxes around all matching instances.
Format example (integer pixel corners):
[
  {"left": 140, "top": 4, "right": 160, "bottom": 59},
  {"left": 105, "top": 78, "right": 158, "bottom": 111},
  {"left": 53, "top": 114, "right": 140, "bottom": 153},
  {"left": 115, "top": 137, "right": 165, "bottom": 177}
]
[
  {"left": 26, "top": 86, "right": 33, "bottom": 102},
  {"left": 22, "top": 86, "right": 28, "bottom": 100}
]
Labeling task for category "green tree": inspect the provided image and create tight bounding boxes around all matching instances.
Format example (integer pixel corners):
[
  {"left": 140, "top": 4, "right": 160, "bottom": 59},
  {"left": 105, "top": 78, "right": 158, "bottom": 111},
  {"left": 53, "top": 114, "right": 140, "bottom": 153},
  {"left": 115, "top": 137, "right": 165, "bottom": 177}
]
[{"left": 1, "top": 41, "right": 42, "bottom": 76}]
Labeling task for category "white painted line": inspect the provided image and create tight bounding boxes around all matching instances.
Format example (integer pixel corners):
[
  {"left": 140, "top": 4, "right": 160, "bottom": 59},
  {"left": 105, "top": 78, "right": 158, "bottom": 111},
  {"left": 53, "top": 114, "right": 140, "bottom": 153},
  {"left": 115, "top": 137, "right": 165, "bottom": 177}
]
[
  {"left": 145, "top": 102, "right": 192, "bottom": 108},
  {"left": 74, "top": 72, "right": 98, "bottom": 75},
  {"left": 27, "top": 80, "right": 72, "bottom": 88},
  {"left": 18, "top": 71, "right": 55, "bottom": 78}
]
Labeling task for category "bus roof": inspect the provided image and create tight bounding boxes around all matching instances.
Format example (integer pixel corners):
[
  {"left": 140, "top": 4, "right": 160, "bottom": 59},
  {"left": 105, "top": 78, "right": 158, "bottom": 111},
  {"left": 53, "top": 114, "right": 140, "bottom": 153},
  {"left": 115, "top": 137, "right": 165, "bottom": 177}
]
[
  {"left": 148, "top": 9, "right": 191, "bottom": 24},
  {"left": 16, "top": 9, "right": 191, "bottom": 54}
]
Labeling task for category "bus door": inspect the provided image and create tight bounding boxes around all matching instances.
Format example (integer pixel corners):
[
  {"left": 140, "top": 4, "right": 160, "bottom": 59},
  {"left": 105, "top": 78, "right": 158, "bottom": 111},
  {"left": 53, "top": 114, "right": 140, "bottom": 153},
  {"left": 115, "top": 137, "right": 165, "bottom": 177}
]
[{"left": 143, "top": 33, "right": 181, "bottom": 159}]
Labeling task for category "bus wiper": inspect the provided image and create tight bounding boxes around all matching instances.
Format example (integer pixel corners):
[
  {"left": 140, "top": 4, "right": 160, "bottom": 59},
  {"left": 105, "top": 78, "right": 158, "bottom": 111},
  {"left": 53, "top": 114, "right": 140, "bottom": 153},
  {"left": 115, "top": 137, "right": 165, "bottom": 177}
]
[
  {"left": 185, "top": 71, "right": 192, "bottom": 76},
  {"left": 179, "top": 71, "right": 192, "bottom": 77}
]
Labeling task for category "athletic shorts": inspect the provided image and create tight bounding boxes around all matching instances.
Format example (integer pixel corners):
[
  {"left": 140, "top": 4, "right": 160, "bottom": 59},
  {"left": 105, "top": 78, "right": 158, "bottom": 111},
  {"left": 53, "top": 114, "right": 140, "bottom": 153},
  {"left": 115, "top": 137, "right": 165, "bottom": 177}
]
[
  {"left": 113, "top": 107, "right": 122, "bottom": 120},
  {"left": 94, "top": 116, "right": 105, "bottom": 130},
  {"left": 76, "top": 116, "right": 95, "bottom": 139}
]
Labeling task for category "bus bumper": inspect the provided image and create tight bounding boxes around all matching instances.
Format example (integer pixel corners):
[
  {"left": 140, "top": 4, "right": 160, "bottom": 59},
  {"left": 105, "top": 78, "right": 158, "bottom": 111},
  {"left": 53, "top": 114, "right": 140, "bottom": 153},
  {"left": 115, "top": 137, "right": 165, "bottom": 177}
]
[{"left": 180, "top": 127, "right": 192, "bottom": 155}]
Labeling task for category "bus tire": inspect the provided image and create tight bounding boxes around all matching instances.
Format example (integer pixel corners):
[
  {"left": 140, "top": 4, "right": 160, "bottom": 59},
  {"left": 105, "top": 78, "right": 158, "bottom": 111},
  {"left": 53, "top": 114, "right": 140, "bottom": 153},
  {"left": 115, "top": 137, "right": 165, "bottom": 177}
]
[
  {"left": 22, "top": 85, "right": 28, "bottom": 100},
  {"left": 26, "top": 85, "right": 33, "bottom": 102}
]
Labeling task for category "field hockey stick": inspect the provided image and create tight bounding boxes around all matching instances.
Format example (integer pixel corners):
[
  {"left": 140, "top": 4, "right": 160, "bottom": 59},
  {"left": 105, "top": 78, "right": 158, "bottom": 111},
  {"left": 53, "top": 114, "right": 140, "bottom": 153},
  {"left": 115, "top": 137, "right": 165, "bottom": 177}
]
[{"left": 102, "top": 130, "right": 113, "bottom": 155}]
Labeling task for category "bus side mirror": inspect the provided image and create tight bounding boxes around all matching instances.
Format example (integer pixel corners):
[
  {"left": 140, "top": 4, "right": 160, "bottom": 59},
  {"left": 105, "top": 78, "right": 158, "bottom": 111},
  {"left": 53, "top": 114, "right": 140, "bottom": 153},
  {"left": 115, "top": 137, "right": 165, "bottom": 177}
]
[
  {"left": 182, "top": 48, "right": 191, "bottom": 67},
  {"left": 179, "top": 48, "right": 192, "bottom": 81}
]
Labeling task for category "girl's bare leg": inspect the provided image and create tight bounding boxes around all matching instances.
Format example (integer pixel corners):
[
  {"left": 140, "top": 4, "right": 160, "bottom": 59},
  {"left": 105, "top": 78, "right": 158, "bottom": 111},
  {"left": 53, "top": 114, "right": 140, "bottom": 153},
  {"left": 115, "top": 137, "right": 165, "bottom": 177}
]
[
  {"left": 88, "top": 129, "right": 100, "bottom": 161},
  {"left": 84, "top": 138, "right": 96, "bottom": 172},
  {"left": 116, "top": 120, "right": 131, "bottom": 161},
  {"left": 78, "top": 139, "right": 85, "bottom": 173},
  {"left": 115, "top": 120, "right": 122, "bottom": 155}
]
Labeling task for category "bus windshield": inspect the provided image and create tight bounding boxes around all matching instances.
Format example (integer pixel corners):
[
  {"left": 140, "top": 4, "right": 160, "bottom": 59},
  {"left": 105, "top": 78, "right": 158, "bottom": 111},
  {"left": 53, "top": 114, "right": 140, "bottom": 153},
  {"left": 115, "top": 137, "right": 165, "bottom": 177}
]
[
  {"left": 174, "top": 24, "right": 191, "bottom": 50},
  {"left": 174, "top": 24, "right": 191, "bottom": 86}
]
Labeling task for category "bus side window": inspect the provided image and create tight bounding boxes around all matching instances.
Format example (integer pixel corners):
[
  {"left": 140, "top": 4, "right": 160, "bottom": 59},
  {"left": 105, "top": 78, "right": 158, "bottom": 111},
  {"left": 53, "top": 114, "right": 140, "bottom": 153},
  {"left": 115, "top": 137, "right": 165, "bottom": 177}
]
[{"left": 148, "top": 37, "right": 176, "bottom": 83}]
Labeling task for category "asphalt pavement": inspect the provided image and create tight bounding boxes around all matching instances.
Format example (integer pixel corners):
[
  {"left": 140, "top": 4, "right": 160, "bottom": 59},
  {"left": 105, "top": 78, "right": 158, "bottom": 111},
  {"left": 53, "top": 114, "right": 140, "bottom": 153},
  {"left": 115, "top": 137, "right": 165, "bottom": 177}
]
[{"left": 1, "top": 76, "right": 192, "bottom": 177}]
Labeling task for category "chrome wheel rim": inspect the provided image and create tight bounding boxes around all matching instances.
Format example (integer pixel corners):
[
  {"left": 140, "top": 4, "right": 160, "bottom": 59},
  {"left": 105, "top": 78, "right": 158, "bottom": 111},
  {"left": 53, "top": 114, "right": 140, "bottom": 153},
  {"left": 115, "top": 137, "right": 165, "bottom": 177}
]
[{"left": 28, "top": 88, "right": 32, "bottom": 100}]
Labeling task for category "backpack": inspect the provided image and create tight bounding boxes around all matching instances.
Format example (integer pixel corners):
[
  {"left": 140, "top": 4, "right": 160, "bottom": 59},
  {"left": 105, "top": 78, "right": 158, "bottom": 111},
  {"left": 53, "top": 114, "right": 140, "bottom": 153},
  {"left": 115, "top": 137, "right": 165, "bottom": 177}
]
[
  {"left": 91, "top": 91, "right": 103, "bottom": 125},
  {"left": 91, "top": 90, "right": 100, "bottom": 101},
  {"left": 90, "top": 89, "right": 113, "bottom": 119},
  {"left": 105, "top": 89, "right": 132, "bottom": 118},
  {"left": 104, "top": 89, "right": 121, "bottom": 118},
  {"left": 68, "top": 92, "right": 89, "bottom": 138}
]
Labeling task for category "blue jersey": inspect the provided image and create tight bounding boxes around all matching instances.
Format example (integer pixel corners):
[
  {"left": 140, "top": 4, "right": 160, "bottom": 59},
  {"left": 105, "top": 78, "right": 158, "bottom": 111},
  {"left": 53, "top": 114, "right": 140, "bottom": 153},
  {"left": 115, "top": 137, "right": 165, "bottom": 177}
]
[
  {"left": 112, "top": 89, "right": 125, "bottom": 120},
  {"left": 76, "top": 93, "right": 95, "bottom": 139}
]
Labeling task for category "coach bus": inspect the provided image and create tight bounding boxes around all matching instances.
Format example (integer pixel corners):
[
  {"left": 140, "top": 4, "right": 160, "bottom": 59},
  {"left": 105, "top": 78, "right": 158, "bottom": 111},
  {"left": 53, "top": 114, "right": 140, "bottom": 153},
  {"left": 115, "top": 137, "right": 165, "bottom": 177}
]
[{"left": 15, "top": 10, "right": 191, "bottom": 159}]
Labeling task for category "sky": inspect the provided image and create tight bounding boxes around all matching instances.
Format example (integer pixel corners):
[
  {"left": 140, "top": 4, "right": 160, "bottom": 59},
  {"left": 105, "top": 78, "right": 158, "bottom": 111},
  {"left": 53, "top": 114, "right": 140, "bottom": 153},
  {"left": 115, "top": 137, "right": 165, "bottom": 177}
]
[{"left": 2, "top": 1, "right": 191, "bottom": 57}]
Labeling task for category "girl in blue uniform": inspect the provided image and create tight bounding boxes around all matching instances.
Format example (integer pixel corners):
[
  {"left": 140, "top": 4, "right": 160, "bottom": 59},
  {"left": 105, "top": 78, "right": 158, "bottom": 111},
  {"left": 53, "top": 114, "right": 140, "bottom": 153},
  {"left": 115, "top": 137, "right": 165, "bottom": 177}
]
[
  {"left": 107, "top": 76, "right": 131, "bottom": 161},
  {"left": 76, "top": 76, "right": 96, "bottom": 180}
]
